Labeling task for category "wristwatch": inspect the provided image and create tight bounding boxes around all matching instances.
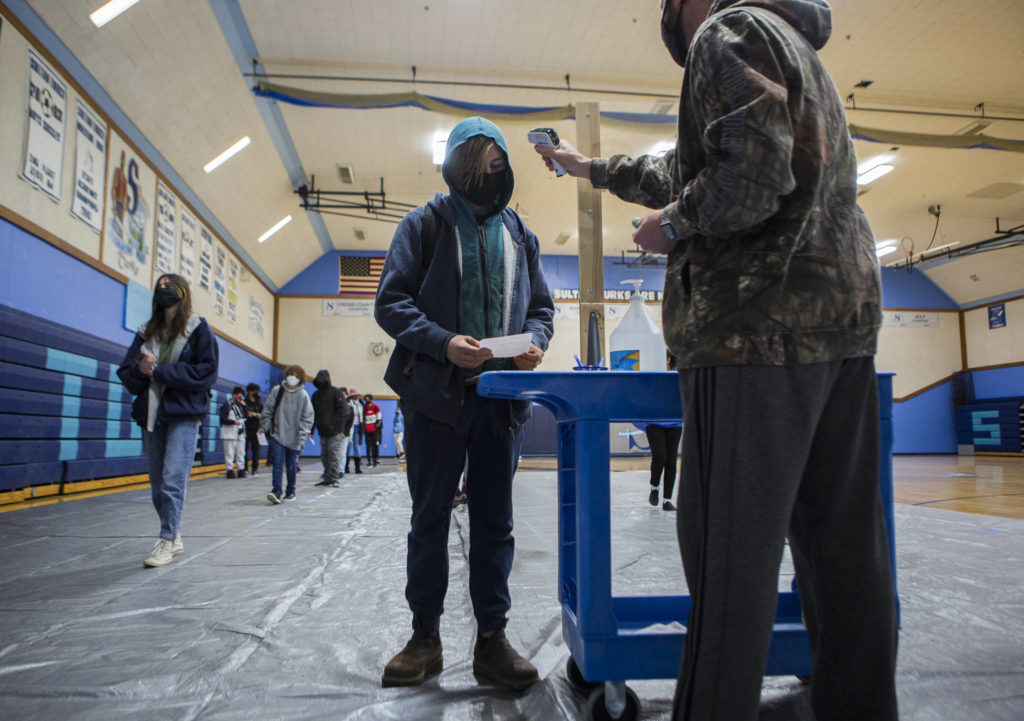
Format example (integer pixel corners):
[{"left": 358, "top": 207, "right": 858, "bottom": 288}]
[{"left": 660, "top": 212, "right": 679, "bottom": 241}]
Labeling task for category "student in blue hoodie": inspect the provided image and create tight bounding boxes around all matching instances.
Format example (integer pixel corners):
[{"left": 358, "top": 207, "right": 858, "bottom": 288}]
[
  {"left": 375, "top": 117, "right": 554, "bottom": 691},
  {"left": 118, "top": 274, "right": 218, "bottom": 568}
]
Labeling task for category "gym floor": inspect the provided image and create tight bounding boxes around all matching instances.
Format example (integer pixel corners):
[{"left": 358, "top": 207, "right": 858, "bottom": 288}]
[{"left": 0, "top": 455, "right": 1021, "bottom": 720}]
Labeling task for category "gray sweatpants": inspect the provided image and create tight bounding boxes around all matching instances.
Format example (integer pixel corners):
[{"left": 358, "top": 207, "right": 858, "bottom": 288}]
[{"left": 672, "top": 357, "right": 898, "bottom": 721}]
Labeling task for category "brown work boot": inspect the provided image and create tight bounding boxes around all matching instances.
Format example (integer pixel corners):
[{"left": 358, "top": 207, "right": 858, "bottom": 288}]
[
  {"left": 472, "top": 628, "right": 540, "bottom": 691},
  {"left": 381, "top": 628, "right": 443, "bottom": 687}
]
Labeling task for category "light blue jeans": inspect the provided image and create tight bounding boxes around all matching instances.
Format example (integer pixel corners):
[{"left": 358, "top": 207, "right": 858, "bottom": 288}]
[
  {"left": 269, "top": 436, "right": 299, "bottom": 496},
  {"left": 143, "top": 419, "right": 200, "bottom": 540}
]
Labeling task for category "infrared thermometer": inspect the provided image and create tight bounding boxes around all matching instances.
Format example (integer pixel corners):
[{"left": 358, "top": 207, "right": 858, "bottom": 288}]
[{"left": 528, "top": 127, "right": 567, "bottom": 176}]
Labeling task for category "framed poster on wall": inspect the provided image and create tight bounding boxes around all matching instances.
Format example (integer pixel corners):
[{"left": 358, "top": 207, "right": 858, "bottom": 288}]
[{"left": 100, "top": 130, "right": 156, "bottom": 286}]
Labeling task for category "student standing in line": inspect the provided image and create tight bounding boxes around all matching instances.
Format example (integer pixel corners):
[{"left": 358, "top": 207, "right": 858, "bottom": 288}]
[
  {"left": 261, "top": 365, "right": 313, "bottom": 504},
  {"left": 534, "top": 2, "right": 898, "bottom": 719},
  {"left": 362, "top": 393, "right": 382, "bottom": 467},
  {"left": 392, "top": 406, "right": 405, "bottom": 460},
  {"left": 312, "top": 370, "right": 349, "bottom": 487},
  {"left": 337, "top": 386, "right": 355, "bottom": 479},
  {"left": 345, "top": 388, "right": 364, "bottom": 475},
  {"left": 243, "top": 383, "right": 264, "bottom": 475},
  {"left": 118, "top": 274, "right": 218, "bottom": 568},
  {"left": 375, "top": 116, "right": 554, "bottom": 691},
  {"left": 219, "top": 386, "right": 248, "bottom": 478}
]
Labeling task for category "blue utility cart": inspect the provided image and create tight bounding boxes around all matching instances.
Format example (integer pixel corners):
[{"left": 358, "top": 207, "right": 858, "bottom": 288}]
[{"left": 477, "top": 370, "right": 897, "bottom": 721}]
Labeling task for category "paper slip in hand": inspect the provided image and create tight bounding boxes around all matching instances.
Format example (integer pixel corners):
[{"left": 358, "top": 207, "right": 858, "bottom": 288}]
[{"left": 479, "top": 332, "right": 532, "bottom": 358}]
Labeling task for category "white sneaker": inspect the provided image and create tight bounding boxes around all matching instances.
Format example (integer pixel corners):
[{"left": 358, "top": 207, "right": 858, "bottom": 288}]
[
  {"left": 171, "top": 532, "right": 183, "bottom": 556},
  {"left": 144, "top": 539, "right": 174, "bottom": 568}
]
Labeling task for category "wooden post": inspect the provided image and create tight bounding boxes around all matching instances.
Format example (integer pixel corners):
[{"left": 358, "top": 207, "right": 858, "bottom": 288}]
[{"left": 576, "top": 102, "right": 605, "bottom": 363}]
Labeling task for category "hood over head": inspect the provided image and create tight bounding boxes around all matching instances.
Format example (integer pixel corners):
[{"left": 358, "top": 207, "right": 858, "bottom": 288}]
[
  {"left": 710, "top": 0, "right": 832, "bottom": 50},
  {"left": 313, "top": 369, "right": 331, "bottom": 388},
  {"left": 441, "top": 116, "right": 515, "bottom": 212}
]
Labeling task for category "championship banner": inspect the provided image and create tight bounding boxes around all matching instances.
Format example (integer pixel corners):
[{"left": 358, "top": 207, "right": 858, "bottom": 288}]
[
  {"left": 23, "top": 49, "right": 67, "bottom": 202},
  {"left": 102, "top": 131, "right": 156, "bottom": 285},
  {"left": 154, "top": 181, "right": 178, "bottom": 276},
  {"left": 227, "top": 257, "right": 239, "bottom": 324},
  {"left": 249, "top": 294, "right": 265, "bottom": 338},
  {"left": 323, "top": 299, "right": 374, "bottom": 317},
  {"left": 70, "top": 99, "right": 106, "bottom": 231},
  {"left": 178, "top": 207, "right": 197, "bottom": 284},
  {"left": 213, "top": 244, "right": 226, "bottom": 316},
  {"left": 197, "top": 225, "right": 213, "bottom": 293}
]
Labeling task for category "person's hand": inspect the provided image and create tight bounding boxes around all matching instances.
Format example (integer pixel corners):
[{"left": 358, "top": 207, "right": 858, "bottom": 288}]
[
  {"left": 632, "top": 210, "right": 680, "bottom": 255},
  {"left": 138, "top": 353, "right": 157, "bottom": 376},
  {"left": 533, "top": 138, "right": 592, "bottom": 179},
  {"left": 445, "top": 335, "right": 494, "bottom": 369},
  {"left": 513, "top": 343, "right": 544, "bottom": 371}
]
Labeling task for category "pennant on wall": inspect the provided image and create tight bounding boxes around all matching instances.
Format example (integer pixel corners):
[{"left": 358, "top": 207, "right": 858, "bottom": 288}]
[{"left": 338, "top": 255, "right": 384, "bottom": 296}]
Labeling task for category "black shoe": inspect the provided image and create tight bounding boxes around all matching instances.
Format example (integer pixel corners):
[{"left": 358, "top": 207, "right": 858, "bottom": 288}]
[
  {"left": 237, "top": 471, "right": 247, "bottom": 479},
  {"left": 226, "top": 470, "right": 236, "bottom": 479},
  {"left": 662, "top": 500, "right": 676, "bottom": 511},
  {"left": 284, "top": 492, "right": 296, "bottom": 501},
  {"left": 382, "top": 629, "right": 443, "bottom": 687},
  {"left": 267, "top": 491, "right": 282, "bottom": 505},
  {"left": 472, "top": 628, "right": 539, "bottom": 691},
  {"left": 648, "top": 487, "right": 659, "bottom": 506},
  {"left": 355, "top": 468, "right": 363, "bottom": 474},
  {"left": 326, "top": 480, "right": 340, "bottom": 488},
  {"left": 314, "top": 479, "right": 331, "bottom": 487}
]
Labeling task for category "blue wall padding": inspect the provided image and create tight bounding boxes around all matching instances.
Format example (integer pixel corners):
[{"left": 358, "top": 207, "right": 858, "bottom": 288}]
[
  {"left": 0, "top": 389, "right": 132, "bottom": 422},
  {"left": 64, "top": 457, "right": 149, "bottom": 482},
  {"left": 971, "top": 365, "right": 1024, "bottom": 400},
  {"left": 954, "top": 401, "right": 1023, "bottom": 452},
  {"left": 0, "top": 416, "right": 139, "bottom": 439},
  {"left": 0, "top": 462, "right": 63, "bottom": 492},
  {"left": 892, "top": 382, "right": 959, "bottom": 454}
]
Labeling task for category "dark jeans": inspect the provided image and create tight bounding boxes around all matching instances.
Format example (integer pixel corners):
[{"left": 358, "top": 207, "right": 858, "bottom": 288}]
[
  {"left": 403, "top": 387, "right": 523, "bottom": 633},
  {"left": 644, "top": 424, "right": 682, "bottom": 500},
  {"left": 268, "top": 436, "right": 299, "bottom": 496},
  {"left": 244, "top": 425, "right": 262, "bottom": 473},
  {"left": 672, "top": 358, "right": 898, "bottom": 721},
  {"left": 365, "top": 427, "right": 381, "bottom": 464}
]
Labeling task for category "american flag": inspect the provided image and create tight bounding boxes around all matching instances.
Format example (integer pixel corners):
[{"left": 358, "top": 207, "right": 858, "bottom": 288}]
[{"left": 338, "top": 255, "right": 385, "bottom": 296}]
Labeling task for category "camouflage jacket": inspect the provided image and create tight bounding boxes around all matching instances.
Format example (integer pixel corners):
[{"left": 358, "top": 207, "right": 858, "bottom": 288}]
[{"left": 590, "top": 0, "right": 881, "bottom": 368}]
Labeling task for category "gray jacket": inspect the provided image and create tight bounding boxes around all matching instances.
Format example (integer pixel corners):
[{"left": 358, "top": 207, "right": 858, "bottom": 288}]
[{"left": 260, "top": 384, "right": 314, "bottom": 450}]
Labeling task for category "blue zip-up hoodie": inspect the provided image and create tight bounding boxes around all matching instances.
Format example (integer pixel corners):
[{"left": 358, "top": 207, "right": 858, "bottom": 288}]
[
  {"left": 117, "top": 314, "right": 219, "bottom": 429},
  {"left": 374, "top": 117, "right": 555, "bottom": 429}
]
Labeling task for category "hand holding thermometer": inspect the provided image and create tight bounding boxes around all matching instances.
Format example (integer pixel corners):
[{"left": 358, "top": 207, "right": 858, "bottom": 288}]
[{"left": 528, "top": 127, "right": 567, "bottom": 176}]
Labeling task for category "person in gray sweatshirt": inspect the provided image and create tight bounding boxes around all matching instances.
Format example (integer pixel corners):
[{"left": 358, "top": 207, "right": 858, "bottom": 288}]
[{"left": 260, "top": 364, "right": 314, "bottom": 504}]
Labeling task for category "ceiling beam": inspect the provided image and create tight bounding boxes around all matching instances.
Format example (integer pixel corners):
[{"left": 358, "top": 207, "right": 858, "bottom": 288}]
[{"left": 207, "top": 0, "right": 333, "bottom": 254}]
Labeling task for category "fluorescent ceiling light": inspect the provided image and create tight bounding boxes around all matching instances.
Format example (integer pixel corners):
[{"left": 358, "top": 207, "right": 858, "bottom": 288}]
[
  {"left": 858, "top": 164, "right": 894, "bottom": 186},
  {"left": 258, "top": 215, "right": 292, "bottom": 243},
  {"left": 857, "top": 154, "right": 894, "bottom": 186},
  {"left": 648, "top": 140, "right": 675, "bottom": 156},
  {"left": 433, "top": 132, "right": 448, "bottom": 165},
  {"left": 875, "top": 239, "right": 898, "bottom": 258},
  {"left": 89, "top": 0, "right": 142, "bottom": 28},
  {"left": 203, "top": 136, "right": 251, "bottom": 174}
]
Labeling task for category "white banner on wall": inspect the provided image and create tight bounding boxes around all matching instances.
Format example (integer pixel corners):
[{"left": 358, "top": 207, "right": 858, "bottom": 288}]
[
  {"left": 882, "top": 311, "right": 939, "bottom": 328},
  {"left": 323, "top": 299, "right": 374, "bottom": 317},
  {"left": 23, "top": 49, "right": 67, "bottom": 202},
  {"left": 249, "top": 294, "right": 265, "bottom": 338},
  {"left": 178, "top": 207, "right": 197, "bottom": 284},
  {"left": 154, "top": 181, "right": 178, "bottom": 276},
  {"left": 102, "top": 131, "right": 156, "bottom": 286},
  {"left": 70, "top": 99, "right": 106, "bottom": 231},
  {"left": 227, "top": 257, "right": 239, "bottom": 324},
  {"left": 213, "top": 244, "right": 226, "bottom": 316},
  {"left": 197, "top": 225, "right": 213, "bottom": 293}
]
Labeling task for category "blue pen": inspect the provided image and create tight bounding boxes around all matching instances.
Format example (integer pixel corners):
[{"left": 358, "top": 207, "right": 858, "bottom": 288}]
[{"left": 573, "top": 354, "right": 584, "bottom": 369}]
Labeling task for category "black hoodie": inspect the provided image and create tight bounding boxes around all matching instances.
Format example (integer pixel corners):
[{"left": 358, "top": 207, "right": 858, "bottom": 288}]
[{"left": 311, "top": 370, "right": 352, "bottom": 437}]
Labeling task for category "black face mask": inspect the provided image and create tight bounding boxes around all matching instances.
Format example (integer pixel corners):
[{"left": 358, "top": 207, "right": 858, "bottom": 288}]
[
  {"left": 462, "top": 171, "right": 506, "bottom": 207},
  {"left": 154, "top": 287, "right": 181, "bottom": 309},
  {"left": 661, "top": 7, "right": 689, "bottom": 68}
]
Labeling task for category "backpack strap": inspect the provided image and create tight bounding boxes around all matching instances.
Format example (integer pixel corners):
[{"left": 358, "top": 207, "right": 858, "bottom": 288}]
[{"left": 418, "top": 204, "right": 438, "bottom": 289}]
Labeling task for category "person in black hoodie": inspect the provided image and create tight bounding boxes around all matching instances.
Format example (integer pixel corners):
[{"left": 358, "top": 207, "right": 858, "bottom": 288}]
[
  {"left": 311, "top": 370, "right": 351, "bottom": 487},
  {"left": 242, "top": 383, "right": 263, "bottom": 475}
]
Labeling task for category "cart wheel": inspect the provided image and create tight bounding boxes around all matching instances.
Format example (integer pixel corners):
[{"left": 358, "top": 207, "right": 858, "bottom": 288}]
[
  {"left": 566, "top": 656, "right": 601, "bottom": 690},
  {"left": 585, "top": 684, "right": 640, "bottom": 721}
]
